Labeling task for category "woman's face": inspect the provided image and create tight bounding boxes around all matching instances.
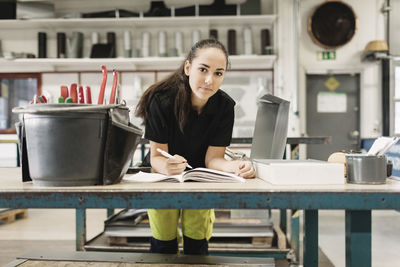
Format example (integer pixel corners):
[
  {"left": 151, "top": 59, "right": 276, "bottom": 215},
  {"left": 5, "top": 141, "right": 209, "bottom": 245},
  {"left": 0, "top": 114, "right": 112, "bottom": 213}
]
[{"left": 184, "top": 47, "right": 227, "bottom": 107}]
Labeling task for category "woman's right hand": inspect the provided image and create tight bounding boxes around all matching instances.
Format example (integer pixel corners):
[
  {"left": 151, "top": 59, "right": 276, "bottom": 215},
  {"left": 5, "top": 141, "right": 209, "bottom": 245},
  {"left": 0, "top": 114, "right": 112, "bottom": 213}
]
[{"left": 164, "top": 154, "right": 189, "bottom": 176}]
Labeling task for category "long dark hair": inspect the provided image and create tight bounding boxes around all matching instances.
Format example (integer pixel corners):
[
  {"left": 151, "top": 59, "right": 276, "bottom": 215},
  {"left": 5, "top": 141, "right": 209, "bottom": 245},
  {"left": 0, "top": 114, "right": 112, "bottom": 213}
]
[{"left": 135, "top": 39, "right": 230, "bottom": 133}]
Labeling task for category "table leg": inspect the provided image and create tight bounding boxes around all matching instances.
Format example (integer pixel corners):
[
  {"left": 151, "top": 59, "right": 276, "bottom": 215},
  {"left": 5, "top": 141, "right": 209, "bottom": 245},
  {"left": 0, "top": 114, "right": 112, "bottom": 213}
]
[
  {"left": 16, "top": 143, "right": 20, "bottom": 167},
  {"left": 280, "top": 209, "right": 287, "bottom": 233},
  {"left": 304, "top": 209, "right": 318, "bottom": 267},
  {"left": 345, "top": 210, "right": 371, "bottom": 267},
  {"left": 290, "top": 210, "right": 300, "bottom": 261},
  {"left": 76, "top": 208, "right": 86, "bottom": 251},
  {"left": 107, "top": 208, "right": 115, "bottom": 218}
]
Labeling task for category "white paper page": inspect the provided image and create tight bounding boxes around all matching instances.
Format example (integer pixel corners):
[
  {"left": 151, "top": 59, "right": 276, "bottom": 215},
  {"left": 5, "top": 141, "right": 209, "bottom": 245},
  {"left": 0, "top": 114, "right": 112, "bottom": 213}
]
[
  {"left": 184, "top": 167, "right": 245, "bottom": 183},
  {"left": 123, "top": 171, "right": 182, "bottom": 182},
  {"left": 368, "top": 137, "right": 398, "bottom": 156},
  {"left": 377, "top": 137, "right": 400, "bottom": 155},
  {"left": 317, "top": 92, "right": 347, "bottom": 113}
]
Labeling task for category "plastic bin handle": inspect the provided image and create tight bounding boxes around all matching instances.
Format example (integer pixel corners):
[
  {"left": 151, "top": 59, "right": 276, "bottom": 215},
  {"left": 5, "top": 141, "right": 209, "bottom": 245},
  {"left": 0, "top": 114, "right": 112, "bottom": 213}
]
[{"left": 12, "top": 103, "right": 124, "bottom": 114}]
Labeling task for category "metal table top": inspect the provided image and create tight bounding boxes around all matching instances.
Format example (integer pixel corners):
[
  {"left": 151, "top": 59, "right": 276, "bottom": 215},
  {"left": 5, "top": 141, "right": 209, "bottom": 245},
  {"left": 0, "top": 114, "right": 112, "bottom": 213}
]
[
  {"left": 1, "top": 168, "right": 400, "bottom": 210},
  {"left": 138, "top": 136, "right": 332, "bottom": 145}
]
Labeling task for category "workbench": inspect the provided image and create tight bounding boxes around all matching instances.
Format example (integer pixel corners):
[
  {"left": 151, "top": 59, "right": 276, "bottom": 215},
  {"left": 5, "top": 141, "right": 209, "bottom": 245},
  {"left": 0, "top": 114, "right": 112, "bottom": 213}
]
[{"left": 1, "top": 167, "right": 399, "bottom": 267}]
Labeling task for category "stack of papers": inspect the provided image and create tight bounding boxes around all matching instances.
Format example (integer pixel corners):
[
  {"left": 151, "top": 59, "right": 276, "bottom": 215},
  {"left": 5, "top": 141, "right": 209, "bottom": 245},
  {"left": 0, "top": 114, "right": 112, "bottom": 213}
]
[{"left": 253, "top": 159, "right": 345, "bottom": 185}]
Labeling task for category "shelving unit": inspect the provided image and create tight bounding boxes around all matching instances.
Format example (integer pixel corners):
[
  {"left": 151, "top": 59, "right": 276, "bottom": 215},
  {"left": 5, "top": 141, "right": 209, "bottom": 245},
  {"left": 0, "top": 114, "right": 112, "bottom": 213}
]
[
  {"left": 0, "top": 14, "right": 277, "bottom": 73},
  {"left": 0, "top": 12, "right": 277, "bottom": 135},
  {"left": 0, "top": 55, "right": 276, "bottom": 72},
  {"left": 0, "top": 2, "right": 279, "bottom": 121},
  {"left": 0, "top": 15, "right": 277, "bottom": 30}
]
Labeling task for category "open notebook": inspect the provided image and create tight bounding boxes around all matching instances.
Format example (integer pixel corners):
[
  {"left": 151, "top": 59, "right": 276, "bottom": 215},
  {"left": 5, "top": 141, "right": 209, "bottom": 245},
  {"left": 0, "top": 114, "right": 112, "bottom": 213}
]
[{"left": 123, "top": 168, "right": 245, "bottom": 183}]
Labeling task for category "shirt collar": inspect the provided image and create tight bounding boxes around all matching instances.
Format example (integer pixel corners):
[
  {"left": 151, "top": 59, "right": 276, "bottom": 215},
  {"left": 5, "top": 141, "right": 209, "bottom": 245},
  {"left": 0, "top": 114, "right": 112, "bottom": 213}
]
[{"left": 201, "top": 90, "right": 220, "bottom": 115}]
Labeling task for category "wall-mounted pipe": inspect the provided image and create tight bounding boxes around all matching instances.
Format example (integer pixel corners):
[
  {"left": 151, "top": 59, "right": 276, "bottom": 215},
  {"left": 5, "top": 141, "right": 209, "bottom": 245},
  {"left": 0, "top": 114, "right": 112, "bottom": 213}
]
[
  {"left": 382, "top": 0, "right": 391, "bottom": 136},
  {"left": 382, "top": 58, "right": 390, "bottom": 136},
  {"left": 293, "top": 0, "right": 300, "bottom": 116}
]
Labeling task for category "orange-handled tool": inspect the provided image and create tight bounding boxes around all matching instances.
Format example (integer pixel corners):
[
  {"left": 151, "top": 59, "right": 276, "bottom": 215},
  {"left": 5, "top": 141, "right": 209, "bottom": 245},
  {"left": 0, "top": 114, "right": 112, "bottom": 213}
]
[
  {"left": 85, "top": 86, "right": 92, "bottom": 104},
  {"left": 98, "top": 65, "right": 107, "bottom": 104},
  {"left": 109, "top": 70, "right": 118, "bottom": 104}
]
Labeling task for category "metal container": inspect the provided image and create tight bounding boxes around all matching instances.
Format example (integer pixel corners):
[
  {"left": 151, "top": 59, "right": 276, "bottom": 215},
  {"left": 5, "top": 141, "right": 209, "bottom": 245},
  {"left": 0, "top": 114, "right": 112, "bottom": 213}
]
[{"left": 345, "top": 154, "right": 387, "bottom": 184}]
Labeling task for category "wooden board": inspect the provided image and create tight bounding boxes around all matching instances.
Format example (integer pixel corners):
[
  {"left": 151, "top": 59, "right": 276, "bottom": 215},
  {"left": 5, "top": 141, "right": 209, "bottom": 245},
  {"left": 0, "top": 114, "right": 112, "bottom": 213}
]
[
  {"left": 0, "top": 209, "right": 28, "bottom": 224},
  {"left": 18, "top": 260, "right": 252, "bottom": 267},
  {"left": 9, "top": 250, "right": 280, "bottom": 267},
  {"left": 273, "top": 225, "right": 287, "bottom": 249},
  {"left": 107, "top": 235, "right": 273, "bottom": 248}
]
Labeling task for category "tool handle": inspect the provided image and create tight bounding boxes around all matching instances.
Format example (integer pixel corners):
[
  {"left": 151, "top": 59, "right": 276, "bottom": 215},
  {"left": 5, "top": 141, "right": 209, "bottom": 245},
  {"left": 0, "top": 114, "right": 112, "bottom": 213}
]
[
  {"left": 109, "top": 70, "right": 118, "bottom": 104},
  {"left": 85, "top": 86, "right": 92, "bottom": 104},
  {"left": 60, "top": 85, "right": 69, "bottom": 99},
  {"left": 39, "top": 95, "right": 47, "bottom": 103},
  {"left": 31, "top": 94, "right": 37, "bottom": 104},
  {"left": 98, "top": 65, "right": 107, "bottom": 104},
  {"left": 70, "top": 83, "right": 78, "bottom": 103},
  {"left": 78, "top": 85, "right": 85, "bottom": 104}
]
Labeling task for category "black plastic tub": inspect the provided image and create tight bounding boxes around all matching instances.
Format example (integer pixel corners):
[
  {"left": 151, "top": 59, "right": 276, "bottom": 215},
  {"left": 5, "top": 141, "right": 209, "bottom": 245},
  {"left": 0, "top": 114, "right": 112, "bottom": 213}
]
[{"left": 13, "top": 103, "right": 143, "bottom": 187}]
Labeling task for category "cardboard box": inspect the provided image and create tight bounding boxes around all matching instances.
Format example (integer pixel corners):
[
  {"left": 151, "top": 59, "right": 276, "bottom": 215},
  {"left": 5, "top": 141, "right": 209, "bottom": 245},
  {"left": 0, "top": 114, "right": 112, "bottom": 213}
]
[{"left": 253, "top": 159, "right": 345, "bottom": 185}]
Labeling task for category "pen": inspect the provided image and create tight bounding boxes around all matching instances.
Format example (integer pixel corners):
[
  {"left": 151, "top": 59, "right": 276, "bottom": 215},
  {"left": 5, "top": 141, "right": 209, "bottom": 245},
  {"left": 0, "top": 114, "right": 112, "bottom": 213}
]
[{"left": 156, "top": 148, "right": 193, "bottom": 169}]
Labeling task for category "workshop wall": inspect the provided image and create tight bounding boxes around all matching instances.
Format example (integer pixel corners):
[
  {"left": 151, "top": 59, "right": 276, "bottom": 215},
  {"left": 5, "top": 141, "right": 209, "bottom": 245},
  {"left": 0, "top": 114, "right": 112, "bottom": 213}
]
[
  {"left": 295, "top": 0, "right": 386, "bottom": 138},
  {"left": 0, "top": 0, "right": 391, "bottom": 166}
]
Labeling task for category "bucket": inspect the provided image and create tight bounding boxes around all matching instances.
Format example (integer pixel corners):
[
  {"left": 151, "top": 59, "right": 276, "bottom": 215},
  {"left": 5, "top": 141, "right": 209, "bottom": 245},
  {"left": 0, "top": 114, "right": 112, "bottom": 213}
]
[
  {"left": 345, "top": 154, "right": 387, "bottom": 184},
  {"left": 13, "top": 103, "right": 143, "bottom": 186}
]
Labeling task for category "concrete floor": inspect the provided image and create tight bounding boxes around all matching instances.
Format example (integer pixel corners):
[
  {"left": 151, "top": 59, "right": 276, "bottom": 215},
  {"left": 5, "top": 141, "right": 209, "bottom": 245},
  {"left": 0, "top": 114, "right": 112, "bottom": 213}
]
[
  {"left": 0, "top": 209, "right": 399, "bottom": 266},
  {"left": 318, "top": 210, "right": 400, "bottom": 267}
]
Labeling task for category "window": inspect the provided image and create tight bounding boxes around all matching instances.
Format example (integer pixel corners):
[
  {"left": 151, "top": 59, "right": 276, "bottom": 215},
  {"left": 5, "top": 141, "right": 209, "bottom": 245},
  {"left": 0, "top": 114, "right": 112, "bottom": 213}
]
[
  {"left": 394, "top": 65, "right": 400, "bottom": 135},
  {"left": 0, "top": 74, "right": 40, "bottom": 131}
]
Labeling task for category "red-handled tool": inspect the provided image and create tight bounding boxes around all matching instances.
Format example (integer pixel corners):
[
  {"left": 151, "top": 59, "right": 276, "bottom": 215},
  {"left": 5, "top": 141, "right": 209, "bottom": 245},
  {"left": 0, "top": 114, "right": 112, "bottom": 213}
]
[
  {"left": 60, "top": 85, "right": 69, "bottom": 99},
  {"left": 59, "top": 85, "right": 69, "bottom": 103},
  {"left": 98, "top": 65, "right": 107, "bottom": 104},
  {"left": 39, "top": 95, "right": 47, "bottom": 103},
  {"left": 70, "top": 83, "right": 78, "bottom": 103},
  {"left": 78, "top": 85, "right": 85, "bottom": 104},
  {"left": 109, "top": 70, "right": 118, "bottom": 104},
  {"left": 85, "top": 86, "right": 92, "bottom": 104}
]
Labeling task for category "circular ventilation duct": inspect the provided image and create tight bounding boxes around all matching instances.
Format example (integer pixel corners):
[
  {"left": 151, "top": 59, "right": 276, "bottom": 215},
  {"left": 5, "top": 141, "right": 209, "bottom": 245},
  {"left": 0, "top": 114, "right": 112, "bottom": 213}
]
[{"left": 308, "top": 1, "right": 357, "bottom": 49}]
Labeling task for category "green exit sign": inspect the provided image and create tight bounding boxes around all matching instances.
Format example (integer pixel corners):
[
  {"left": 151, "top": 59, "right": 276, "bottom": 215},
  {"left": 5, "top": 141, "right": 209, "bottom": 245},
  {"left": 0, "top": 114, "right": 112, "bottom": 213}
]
[{"left": 317, "top": 51, "right": 336, "bottom": 60}]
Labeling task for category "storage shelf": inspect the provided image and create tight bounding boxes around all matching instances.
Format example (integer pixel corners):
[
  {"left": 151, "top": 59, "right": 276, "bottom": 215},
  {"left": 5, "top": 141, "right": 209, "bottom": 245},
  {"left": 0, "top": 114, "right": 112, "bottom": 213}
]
[
  {"left": 0, "top": 55, "right": 276, "bottom": 73},
  {"left": 0, "top": 15, "right": 276, "bottom": 30},
  {"left": 0, "top": 14, "right": 276, "bottom": 73}
]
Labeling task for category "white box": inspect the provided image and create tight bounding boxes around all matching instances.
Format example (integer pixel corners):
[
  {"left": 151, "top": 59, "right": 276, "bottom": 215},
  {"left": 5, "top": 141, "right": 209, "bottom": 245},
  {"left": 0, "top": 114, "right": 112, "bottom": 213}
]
[{"left": 253, "top": 159, "right": 345, "bottom": 185}]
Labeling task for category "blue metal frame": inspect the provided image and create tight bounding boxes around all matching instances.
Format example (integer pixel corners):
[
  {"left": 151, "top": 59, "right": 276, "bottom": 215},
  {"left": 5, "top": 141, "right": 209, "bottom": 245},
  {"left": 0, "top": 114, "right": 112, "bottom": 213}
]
[
  {"left": 1, "top": 191, "right": 399, "bottom": 209},
  {"left": 76, "top": 208, "right": 86, "bottom": 251},
  {"left": 346, "top": 210, "right": 371, "bottom": 267},
  {"left": 1, "top": 190, "right": 399, "bottom": 267},
  {"left": 304, "top": 210, "right": 318, "bottom": 266}
]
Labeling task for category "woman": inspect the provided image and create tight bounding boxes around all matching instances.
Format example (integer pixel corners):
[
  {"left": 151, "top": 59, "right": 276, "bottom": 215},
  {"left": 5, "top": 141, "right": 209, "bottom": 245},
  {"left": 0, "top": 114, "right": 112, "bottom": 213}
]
[{"left": 135, "top": 39, "right": 255, "bottom": 255}]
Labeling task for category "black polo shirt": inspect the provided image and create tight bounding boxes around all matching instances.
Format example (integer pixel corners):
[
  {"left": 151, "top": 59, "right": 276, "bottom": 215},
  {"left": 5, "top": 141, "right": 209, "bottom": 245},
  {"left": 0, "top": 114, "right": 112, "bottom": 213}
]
[{"left": 144, "top": 89, "right": 235, "bottom": 168}]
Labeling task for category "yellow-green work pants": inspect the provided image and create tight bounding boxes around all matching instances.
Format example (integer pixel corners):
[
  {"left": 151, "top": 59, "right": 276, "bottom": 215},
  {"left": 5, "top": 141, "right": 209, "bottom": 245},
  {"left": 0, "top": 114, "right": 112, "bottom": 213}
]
[{"left": 148, "top": 209, "right": 215, "bottom": 241}]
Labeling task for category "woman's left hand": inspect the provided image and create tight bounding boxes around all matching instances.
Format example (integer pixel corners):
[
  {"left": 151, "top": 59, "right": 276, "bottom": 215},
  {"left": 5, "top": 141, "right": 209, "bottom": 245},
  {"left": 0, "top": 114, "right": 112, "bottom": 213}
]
[{"left": 235, "top": 160, "right": 255, "bottom": 178}]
